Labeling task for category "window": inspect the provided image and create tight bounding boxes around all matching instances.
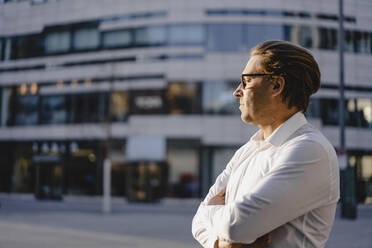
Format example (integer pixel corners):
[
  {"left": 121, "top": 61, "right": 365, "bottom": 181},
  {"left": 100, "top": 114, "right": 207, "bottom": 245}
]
[
  {"left": 345, "top": 30, "right": 354, "bottom": 52},
  {"left": 320, "top": 27, "right": 337, "bottom": 50},
  {"left": 134, "top": 26, "right": 166, "bottom": 46},
  {"left": 167, "top": 139, "right": 200, "bottom": 198},
  {"left": 103, "top": 30, "right": 132, "bottom": 48},
  {"left": 70, "top": 94, "right": 107, "bottom": 123},
  {"left": 169, "top": 24, "right": 205, "bottom": 45},
  {"left": 306, "top": 98, "right": 320, "bottom": 118},
  {"left": 45, "top": 31, "right": 71, "bottom": 53},
  {"left": 243, "top": 24, "right": 284, "bottom": 50},
  {"left": 202, "top": 80, "right": 239, "bottom": 115},
  {"left": 13, "top": 95, "right": 39, "bottom": 126},
  {"left": 356, "top": 99, "right": 372, "bottom": 128},
  {"left": 110, "top": 91, "right": 129, "bottom": 121},
  {"left": 320, "top": 98, "right": 339, "bottom": 125},
  {"left": 40, "top": 95, "right": 67, "bottom": 124},
  {"left": 207, "top": 24, "right": 244, "bottom": 51},
  {"left": 167, "top": 82, "right": 201, "bottom": 114},
  {"left": 13, "top": 34, "right": 44, "bottom": 59},
  {"left": 73, "top": 28, "right": 99, "bottom": 50},
  {"left": 129, "top": 89, "right": 166, "bottom": 115}
]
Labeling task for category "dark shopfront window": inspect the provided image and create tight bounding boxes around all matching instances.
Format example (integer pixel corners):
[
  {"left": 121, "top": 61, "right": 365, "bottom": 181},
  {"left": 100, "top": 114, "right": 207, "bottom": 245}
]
[{"left": 66, "top": 142, "right": 99, "bottom": 195}]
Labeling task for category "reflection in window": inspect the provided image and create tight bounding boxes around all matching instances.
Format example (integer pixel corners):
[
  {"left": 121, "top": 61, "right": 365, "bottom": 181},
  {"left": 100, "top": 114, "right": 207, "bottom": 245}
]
[
  {"left": 110, "top": 91, "right": 129, "bottom": 121},
  {"left": 167, "top": 82, "right": 201, "bottom": 114},
  {"left": 40, "top": 95, "right": 67, "bottom": 124},
  {"left": 14, "top": 95, "right": 39, "bottom": 125},
  {"left": 167, "top": 139, "right": 199, "bottom": 198},
  {"left": 73, "top": 28, "right": 99, "bottom": 50},
  {"left": 357, "top": 99, "right": 372, "bottom": 128},
  {"left": 45, "top": 31, "right": 71, "bottom": 53},
  {"left": 134, "top": 26, "right": 166, "bottom": 45},
  {"left": 103, "top": 30, "right": 132, "bottom": 48},
  {"left": 202, "top": 81, "right": 239, "bottom": 115},
  {"left": 169, "top": 24, "right": 205, "bottom": 45},
  {"left": 296, "top": 26, "right": 313, "bottom": 48},
  {"left": 244, "top": 24, "right": 284, "bottom": 50},
  {"left": 207, "top": 24, "right": 244, "bottom": 51}
]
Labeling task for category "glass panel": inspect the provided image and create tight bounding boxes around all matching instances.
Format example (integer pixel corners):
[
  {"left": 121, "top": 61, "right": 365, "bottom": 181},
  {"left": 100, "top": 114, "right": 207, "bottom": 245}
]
[
  {"left": 207, "top": 24, "right": 243, "bottom": 51},
  {"left": 67, "top": 142, "right": 98, "bottom": 195},
  {"left": 134, "top": 26, "right": 166, "bottom": 45},
  {"left": 320, "top": 98, "right": 339, "bottom": 125},
  {"left": 169, "top": 24, "right": 205, "bottom": 45},
  {"left": 45, "top": 31, "right": 71, "bottom": 53},
  {"left": 212, "top": 148, "right": 236, "bottom": 182},
  {"left": 354, "top": 31, "right": 362, "bottom": 53},
  {"left": 73, "top": 28, "right": 99, "bottom": 50},
  {"left": 129, "top": 90, "right": 166, "bottom": 115},
  {"left": 202, "top": 80, "right": 239, "bottom": 115},
  {"left": 345, "top": 30, "right": 354, "bottom": 52},
  {"left": 357, "top": 98, "right": 372, "bottom": 128},
  {"left": 40, "top": 95, "right": 67, "bottom": 124},
  {"left": 14, "top": 95, "right": 39, "bottom": 125},
  {"left": 167, "top": 140, "right": 199, "bottom": 198},
  {"left": 14, "top": 34, "right": 44, "bottom": 58},
  {"left": 243, "top": 24, "right": 284, "bottom": 50},
  {"left": 110, "top": 91, "right": 129, "bottom": 121},
  {"left": 306, "top": 98, "right": 320, "bottom": 118},
  {"left": 70, "top": 94, "right": 106, "bottom": 123},
  {"left": 167, "top": 82, "right": 201, "bottom": 114},
  {"left": 103, "top": 30, "right": 132, "bottom": 48}
]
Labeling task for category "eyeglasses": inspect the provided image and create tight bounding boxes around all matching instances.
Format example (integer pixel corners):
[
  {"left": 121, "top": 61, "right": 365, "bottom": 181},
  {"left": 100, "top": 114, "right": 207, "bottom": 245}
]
[{"left": 240, "top": 73, "right": 275, "bottom": 88}]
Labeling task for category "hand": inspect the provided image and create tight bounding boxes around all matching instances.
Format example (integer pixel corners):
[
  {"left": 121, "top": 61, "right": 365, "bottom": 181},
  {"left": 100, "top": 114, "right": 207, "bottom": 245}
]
[
  {"left": 207, "top": 189, "right": 226, "bottom": 206},
  {"left": 215, "top": 233, "right": 271, "bottom": 248}
]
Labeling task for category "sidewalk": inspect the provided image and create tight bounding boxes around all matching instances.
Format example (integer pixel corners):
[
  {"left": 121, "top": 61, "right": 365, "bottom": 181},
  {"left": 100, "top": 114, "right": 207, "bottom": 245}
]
[{"left": 0, "top": 194, "right": 371, "bottom": 248}]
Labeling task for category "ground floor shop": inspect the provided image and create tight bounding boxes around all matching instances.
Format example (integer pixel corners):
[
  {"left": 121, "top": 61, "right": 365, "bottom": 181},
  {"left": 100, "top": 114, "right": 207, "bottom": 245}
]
[{"left": 0, "top": 141, "right": 371, "bottom": 203}]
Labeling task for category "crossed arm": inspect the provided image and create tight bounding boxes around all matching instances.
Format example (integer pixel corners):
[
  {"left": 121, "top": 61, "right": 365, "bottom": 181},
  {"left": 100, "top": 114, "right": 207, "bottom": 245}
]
[
  {"left": 192, "top": 140, "right": 333, "bottom": 248},
  {"left": 206, "top": 189, "right": 271, "bottom": 248}
]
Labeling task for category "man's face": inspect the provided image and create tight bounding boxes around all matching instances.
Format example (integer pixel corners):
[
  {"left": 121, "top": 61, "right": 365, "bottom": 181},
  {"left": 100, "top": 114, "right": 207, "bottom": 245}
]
[{"left": 233, "top": 55, "right": 274, "bottom": 125}]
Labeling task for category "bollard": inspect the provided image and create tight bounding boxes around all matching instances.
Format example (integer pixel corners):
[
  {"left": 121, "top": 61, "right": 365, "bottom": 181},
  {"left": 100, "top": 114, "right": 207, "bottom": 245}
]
[{"left": 103, "top": 158, "right": 111, "bottom": 214}]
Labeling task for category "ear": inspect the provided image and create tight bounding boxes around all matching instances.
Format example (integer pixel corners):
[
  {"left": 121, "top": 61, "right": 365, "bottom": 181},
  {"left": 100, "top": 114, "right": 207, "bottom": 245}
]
[{"left": 271, "top": 76, "right": 285, "bottom": 97}]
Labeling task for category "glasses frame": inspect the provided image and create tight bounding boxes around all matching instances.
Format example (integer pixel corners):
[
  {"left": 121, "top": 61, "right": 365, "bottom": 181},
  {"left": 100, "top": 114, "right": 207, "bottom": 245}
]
[{"left": 240, "top": 73, "right": 276, "bottom": 88}]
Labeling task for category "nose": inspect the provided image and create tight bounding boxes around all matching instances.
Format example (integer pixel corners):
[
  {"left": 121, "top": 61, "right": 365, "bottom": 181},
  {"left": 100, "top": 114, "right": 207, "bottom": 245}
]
[{"left": 233, "top": 83, "right": 243, "bottom": 98}]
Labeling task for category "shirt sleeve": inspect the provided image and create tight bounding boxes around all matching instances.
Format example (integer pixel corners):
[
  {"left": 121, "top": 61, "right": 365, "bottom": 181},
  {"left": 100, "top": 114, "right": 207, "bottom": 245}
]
[
  {"left": 206, "top": 140, "right": 336, "bottom": 244},
  {"left": 192, "top": 145, "right": 246, "bottom": 248}
]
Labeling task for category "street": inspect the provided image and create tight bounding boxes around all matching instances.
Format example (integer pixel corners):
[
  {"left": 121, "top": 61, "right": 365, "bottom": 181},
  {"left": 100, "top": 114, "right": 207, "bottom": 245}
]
[{"left": 0, "top": 194, "right": 371, "bottom": 248}]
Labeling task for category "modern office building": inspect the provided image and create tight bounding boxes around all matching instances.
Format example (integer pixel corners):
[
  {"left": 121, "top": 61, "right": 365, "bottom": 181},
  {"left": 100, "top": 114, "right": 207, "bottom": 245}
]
[{"left": 0, "top": 0, "right": 371, "bottom": 202}]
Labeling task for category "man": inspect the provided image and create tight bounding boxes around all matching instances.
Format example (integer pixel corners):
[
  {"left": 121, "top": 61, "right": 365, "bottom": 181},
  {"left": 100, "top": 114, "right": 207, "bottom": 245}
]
[{"left": 192, "top": 40, "right": 340, "bottom": 248}]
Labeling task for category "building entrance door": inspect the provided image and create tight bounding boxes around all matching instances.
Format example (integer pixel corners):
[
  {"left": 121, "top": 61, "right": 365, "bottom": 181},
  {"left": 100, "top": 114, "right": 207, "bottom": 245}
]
[{"left": 35, "top": 162, "right": 63, "bottom": 200}]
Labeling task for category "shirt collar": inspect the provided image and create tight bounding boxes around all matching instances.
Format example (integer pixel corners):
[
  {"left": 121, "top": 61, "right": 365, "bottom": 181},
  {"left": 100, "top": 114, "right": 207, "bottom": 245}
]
[{"left": 250, "top": 112, "right": 308, "bottom": 147}]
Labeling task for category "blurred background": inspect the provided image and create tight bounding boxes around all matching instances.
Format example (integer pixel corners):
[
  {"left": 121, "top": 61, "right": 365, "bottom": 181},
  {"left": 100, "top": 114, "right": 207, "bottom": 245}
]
[{"left": 0, "top": 0, "right": 371, "bottom": 247}]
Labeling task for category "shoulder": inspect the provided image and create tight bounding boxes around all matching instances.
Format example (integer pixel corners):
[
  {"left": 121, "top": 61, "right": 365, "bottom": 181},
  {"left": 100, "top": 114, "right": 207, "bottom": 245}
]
[{"left": 278, "top": 124, "right": 337, "bottom": 164}]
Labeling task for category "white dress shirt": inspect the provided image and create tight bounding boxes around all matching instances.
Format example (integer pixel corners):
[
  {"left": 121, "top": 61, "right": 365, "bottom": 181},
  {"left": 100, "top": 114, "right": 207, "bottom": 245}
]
[{"left": 192, "top": 112, "right": 340, "bottom": 248}]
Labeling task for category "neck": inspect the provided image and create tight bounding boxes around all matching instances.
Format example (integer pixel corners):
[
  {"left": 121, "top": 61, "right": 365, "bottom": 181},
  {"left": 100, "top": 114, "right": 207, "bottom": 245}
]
[{"left": 259, "top": 108, "right": 299, "bottom": 139}]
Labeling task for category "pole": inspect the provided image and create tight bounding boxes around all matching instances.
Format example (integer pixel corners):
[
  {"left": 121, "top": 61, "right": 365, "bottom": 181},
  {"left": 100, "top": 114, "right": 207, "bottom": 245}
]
[
  {"left": 338, "top": 0, "right": 345, "bottom": 151},
  {"left": 103, "top": 158, "right": 112, "bottom": 214},
  {"left": 338, "top": 0, "right": 356, "bottom": 219}
]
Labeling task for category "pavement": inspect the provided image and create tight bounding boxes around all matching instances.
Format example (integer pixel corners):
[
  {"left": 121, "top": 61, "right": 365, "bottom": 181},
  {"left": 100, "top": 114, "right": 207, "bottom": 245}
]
[{"left": 0, "top": 193, "right": 371, "bottom": 248}]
